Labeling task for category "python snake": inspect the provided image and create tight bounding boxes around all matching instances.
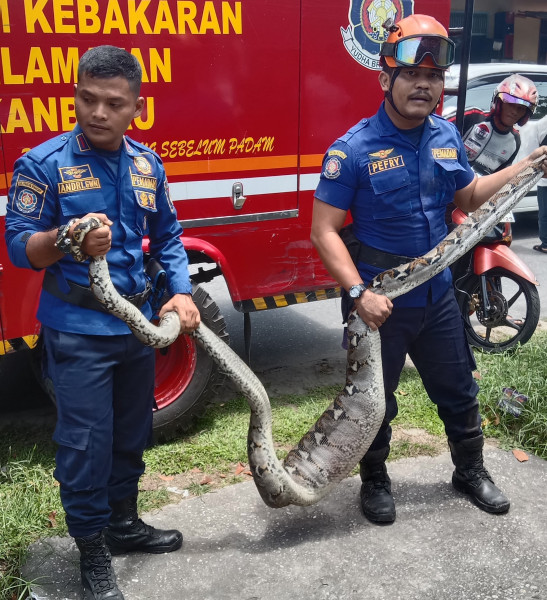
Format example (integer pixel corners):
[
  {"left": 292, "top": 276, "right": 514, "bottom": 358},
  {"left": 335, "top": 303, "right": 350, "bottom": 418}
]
[{"left": 75, "top": 155, "right": 545, "bottom": 508}]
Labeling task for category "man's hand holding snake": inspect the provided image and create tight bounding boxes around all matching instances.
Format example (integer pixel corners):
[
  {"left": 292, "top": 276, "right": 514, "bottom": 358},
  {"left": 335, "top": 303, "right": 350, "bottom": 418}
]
[
  {"left": 159, "top": 293, "right": 200, "bottom": 334},
  {"left": 355, "top": 289, "right": 393, "bottom": 331},
  {"left": 70, "top": 213, "right": 113, "bottom": 258}
]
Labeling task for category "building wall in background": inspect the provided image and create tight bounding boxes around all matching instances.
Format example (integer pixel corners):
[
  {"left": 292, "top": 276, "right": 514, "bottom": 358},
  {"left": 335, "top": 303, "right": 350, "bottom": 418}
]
[{"left": 450, "top": 0, "right": 546, "bottom": 63}]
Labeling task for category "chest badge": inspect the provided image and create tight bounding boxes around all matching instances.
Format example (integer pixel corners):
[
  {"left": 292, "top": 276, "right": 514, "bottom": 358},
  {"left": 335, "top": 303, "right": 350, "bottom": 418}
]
[
  {"left": 135, "top": 190, "right": 157, "bottom": 211},
  {"left": 133, "top": 156, "right": 152, "bottom": 175},
  {"left": 369, "top": 148, "right": 394, "bottom": 160}
]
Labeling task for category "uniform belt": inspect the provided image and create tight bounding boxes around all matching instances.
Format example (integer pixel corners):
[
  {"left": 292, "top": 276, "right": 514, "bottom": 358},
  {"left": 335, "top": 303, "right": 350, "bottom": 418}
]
[
  {"left": 357, "top": 244, "right": 414, "bottom": 270},
  {"left": 42, "top": 271, "right": 151, "bottom": 313}
]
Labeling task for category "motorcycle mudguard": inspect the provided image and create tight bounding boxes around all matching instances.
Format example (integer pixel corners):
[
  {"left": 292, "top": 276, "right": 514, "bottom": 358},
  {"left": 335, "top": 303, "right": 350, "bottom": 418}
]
[{"left": 473, "top": 244, "right": 538, "bottom": 285}]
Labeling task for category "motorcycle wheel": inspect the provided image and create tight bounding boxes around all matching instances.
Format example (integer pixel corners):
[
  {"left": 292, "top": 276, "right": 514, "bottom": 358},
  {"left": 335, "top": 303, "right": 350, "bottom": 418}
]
[{"left": 456, "top": 268, "right": 540, "bottom": 353}]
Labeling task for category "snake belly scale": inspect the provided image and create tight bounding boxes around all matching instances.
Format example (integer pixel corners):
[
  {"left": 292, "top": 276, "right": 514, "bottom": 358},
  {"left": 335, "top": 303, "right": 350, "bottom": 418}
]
[{"left": 76, "top": 156, "right": 545, "bottom": 508}]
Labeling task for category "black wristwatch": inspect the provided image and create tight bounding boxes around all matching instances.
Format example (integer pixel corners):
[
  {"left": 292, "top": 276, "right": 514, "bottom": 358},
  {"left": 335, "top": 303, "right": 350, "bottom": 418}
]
[
  {"left": 348, "top": 283, "right": 367, "bottom": 299},
  {"left": 54, "top": 219, "right": 77, "bottom": 254}
]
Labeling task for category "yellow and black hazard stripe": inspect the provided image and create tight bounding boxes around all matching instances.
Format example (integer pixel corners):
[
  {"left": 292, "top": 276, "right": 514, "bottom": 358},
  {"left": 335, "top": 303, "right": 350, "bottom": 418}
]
[
  {"left": 0, "top": 335, "right": 40, "bottom": 356},
  {"left": 236, "top": 287, "right": 341, "bottom": 312}
]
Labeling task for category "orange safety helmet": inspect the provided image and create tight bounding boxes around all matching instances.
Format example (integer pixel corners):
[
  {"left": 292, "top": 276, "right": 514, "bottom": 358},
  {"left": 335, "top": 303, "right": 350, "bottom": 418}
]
[
  {"left": 380, "top": 14, "right": 455, "bottom": 70},
  {"left": 491, "top": 74, "right": 538, "bottom": 126}
]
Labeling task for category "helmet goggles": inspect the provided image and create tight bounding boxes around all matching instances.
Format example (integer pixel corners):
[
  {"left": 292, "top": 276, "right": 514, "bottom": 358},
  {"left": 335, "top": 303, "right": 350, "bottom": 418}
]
[
  {"left": 497, "top": 92, "right": 536, "bottom": 112},
  {"left": 381, "top": 34, "right": 455, "bottom": 69}
]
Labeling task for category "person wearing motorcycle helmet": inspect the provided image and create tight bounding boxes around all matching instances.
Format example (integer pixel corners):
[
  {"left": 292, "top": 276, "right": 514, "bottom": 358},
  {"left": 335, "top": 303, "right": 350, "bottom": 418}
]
[
  {"left": 311, "top": 13, "right": 547, "bottom": 525},
  {"left": 492, "top": 74, "right": 537, "bottom": 128},
  {"left": 455, "top": 74, "right": 538, "bottom": 176}
]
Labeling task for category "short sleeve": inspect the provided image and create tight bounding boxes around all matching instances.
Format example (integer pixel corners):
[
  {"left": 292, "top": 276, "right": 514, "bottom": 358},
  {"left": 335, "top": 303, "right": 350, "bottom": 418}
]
[{"left": 314, "top": 141, "right": 359, "bottom": 210}]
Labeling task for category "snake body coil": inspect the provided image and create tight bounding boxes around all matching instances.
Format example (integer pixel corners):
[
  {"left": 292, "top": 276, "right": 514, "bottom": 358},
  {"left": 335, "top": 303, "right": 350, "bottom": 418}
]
[{"left": 79, "top": 156, "right": 545, "bottom": 508}]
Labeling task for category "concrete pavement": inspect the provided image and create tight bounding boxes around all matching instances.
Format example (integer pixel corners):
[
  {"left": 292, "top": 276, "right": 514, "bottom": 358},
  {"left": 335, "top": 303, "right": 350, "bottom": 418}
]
[{"left": 24, "top": 445, "right": 547, "bottom": 600}]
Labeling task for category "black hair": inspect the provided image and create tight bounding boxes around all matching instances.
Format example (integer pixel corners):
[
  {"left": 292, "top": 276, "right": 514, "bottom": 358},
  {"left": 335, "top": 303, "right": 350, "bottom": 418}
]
[{"left": 78, "top": 45, "right": 142, "bottom": 96}]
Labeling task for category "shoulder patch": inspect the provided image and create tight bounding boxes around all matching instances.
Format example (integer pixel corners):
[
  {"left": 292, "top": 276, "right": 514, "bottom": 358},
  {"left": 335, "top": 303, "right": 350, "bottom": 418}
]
[
  {"left": 328, "top": 149, "right": 347, "bottom": 160},
  {"left": 323, "top": 156, "right": 342, "bottom": 179},
  {"left": 12, "top": 174, "right": 47, "bottom": 219}
]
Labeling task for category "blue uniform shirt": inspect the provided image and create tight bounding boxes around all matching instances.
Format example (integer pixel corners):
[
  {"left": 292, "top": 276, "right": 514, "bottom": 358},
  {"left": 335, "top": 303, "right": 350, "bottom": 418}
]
[
  {"left": 5, "top": 125, "right": 192, "bottom": 335},
  {"left": 315, "top": 103, "right": 475, "bottom": 307}
]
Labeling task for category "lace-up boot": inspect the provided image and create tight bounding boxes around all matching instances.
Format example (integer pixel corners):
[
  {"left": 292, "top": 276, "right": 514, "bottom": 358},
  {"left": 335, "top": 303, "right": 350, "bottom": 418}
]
[
  {"left": 449, "top": 434, "right": 510, "bottom": 514},
  {"left": 104, "top": 494, "right": 183, "bottom": 555},
  {"left": 75, "top": 531, "right": 124, "bottom": 600},
  {"left": 359, "top": 447, "right": 396, "bottom": 523}
]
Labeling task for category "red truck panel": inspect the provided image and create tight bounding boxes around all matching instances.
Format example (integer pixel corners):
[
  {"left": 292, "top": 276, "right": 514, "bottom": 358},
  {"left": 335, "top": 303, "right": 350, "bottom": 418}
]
[{"left": 0, "top": 0, "right": 450, "bottom": 347}]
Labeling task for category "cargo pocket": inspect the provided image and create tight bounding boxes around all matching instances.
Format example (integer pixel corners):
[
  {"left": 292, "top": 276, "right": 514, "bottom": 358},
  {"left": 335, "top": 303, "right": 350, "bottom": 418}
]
[
  {"left": 368, "top": 167, "right": 412, "bottom": 219},
  {"left": 53, "top": 422, "right": 94, "bottom": 491},
  {"left": 58, "top": 192, "right": 107, "bottom": 218}
]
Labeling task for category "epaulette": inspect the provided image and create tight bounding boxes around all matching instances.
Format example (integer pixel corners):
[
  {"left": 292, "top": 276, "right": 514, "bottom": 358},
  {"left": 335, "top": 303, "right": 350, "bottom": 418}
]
[
  {"left": 25, "top": 132, "right": 72, "bottom": 164},
  {"left": 124, "top": 136, "right": 161, "bottom": 160},
  {"left": 349, "top": 118, "right": 370, "bottom": 133},
  {"left": 341, "top": 118, "right": 369, "bottom": 143}
]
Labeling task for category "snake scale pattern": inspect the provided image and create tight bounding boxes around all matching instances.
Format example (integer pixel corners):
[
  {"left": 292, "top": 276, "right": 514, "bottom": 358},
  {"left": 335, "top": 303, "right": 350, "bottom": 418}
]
[{"left": 77, "top": 155, "right": 545, "bottom": 508}]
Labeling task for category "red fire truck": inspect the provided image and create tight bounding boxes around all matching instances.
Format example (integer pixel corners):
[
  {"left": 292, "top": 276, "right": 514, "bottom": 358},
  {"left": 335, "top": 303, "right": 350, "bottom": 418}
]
[{"left": 0, "top": 0, "right": 449, "bottom": 438}]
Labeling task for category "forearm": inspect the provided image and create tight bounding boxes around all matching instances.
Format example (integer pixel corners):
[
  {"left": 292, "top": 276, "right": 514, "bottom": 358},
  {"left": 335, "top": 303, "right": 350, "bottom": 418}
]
[
  {"left": 26, "top": 229, "right": 65, "bottom": 269},
  {"left": 456, "top": 149, "right": 547, "bottom": 213},
  {"left": 310, "top": 228, "right": 363, "bottom": 291},
  {"left": 310, "top": 199, "right": 363, "bottom": 291},
  {"left": 470, "top": 158, "right": 533, "bottom": 211}
]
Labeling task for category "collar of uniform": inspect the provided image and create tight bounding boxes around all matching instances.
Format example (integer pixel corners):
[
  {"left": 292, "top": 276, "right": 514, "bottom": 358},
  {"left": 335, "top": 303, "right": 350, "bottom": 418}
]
[
  {"left": 377, "top": 102, "right": 440, "bottom": 136},
  {"left": 69, "top": 125, "right": 93, "bottom": 154},
  {"left": 70, "top": 125, "right": 136, "bottom": 156},
  {"left": 122, "top": 137, "right": 141, "bottom": 156}
]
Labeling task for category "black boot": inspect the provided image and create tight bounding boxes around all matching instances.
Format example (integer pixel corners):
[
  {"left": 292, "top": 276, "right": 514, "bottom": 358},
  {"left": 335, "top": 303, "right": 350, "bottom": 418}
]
[
  {"left": 75, "top": 531, "right": 125, "bottom": 600},
  {"left": 449, "top": 434, "right": 510, "bottom": 514},
  {"left": 359, "top": 447, "right": 396, "bottom": 524},
  {"left": 104, "top": 494, "right": 183, "bottom": 555}
]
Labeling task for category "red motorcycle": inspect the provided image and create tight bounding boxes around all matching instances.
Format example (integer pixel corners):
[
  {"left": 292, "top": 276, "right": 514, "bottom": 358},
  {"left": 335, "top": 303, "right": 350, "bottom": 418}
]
[{"left": 451, "top": 207, "right": 540, "bottom": 353}]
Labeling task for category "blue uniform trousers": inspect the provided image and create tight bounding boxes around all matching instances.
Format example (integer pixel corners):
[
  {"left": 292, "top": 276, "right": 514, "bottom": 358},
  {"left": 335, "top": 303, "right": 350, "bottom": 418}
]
[
  {"left": 43, "top": 327, "right": 155, "bottom": 537},
  {"left": 368, "top": 289, "right": 482, "bottom": 452}
]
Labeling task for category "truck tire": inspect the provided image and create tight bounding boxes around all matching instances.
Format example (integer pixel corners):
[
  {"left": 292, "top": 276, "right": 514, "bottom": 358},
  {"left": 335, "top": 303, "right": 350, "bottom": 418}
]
[
  {"left": 152, "top": 283, "right": 229, "bottom": 441},
  {"left": 29, "top": 283, "right": 229, "bottom": 442}
]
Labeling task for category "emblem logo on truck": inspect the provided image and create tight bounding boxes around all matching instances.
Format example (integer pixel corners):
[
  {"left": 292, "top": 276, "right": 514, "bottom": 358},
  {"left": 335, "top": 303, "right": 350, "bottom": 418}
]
[{"left": 341, "top": 0, "right": 414, "bottom": 71}]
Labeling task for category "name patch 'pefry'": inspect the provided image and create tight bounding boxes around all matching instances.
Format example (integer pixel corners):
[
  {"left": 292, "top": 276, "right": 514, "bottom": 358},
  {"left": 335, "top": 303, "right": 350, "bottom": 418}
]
[{"left": 368, "top": 155, "right": 405, "bottom": 175}]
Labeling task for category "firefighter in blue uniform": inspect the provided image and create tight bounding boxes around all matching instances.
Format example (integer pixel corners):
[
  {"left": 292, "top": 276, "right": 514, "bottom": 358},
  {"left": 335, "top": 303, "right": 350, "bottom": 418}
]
[
  {"left": 311, "top": 15, "right": 547, "bottom": 525},
  {"left": 5, "top": 46, "right": 200, "bottom": 600}
]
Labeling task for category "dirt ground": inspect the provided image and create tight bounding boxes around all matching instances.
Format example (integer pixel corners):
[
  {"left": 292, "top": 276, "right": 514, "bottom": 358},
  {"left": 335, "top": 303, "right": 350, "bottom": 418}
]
[{"left": 138, "top": 423, "right": 453, "bottom": 506}]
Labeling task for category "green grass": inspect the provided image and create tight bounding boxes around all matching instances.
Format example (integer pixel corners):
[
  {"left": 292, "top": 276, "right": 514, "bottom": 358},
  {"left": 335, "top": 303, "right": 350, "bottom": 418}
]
[
  {"left": 144, "top": 388, "right": 340, "bottom": 474},
  {"left": 1, "top": 329, "right": 546, "bottom": 599}
]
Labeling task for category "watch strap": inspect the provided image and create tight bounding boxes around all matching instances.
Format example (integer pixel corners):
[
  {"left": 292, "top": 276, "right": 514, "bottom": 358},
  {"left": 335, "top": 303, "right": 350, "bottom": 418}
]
[{"left": 54, "top": 219, "right": 78, "bottom": 253}]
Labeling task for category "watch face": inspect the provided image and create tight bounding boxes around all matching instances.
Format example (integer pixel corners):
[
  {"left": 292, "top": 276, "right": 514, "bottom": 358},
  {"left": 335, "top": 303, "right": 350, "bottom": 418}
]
[{"left": 349, "top": 285, "right": 364, "bottom": 299}]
